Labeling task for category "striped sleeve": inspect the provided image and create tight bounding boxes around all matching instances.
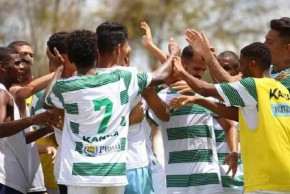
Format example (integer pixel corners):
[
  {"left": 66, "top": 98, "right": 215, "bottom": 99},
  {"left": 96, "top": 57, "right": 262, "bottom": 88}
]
[
  {"left": 45, "top": 82, "right": 64, "bottom": 109},
  {"left": 215, "top": 77, "right": 257, "bottom": 108},
  {"left": 137, "top": 72, "right": 152, "bottom": 94}
]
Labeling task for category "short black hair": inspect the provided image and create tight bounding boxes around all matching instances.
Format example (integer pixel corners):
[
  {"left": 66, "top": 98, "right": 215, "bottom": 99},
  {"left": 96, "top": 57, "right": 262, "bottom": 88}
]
[
  {"left": 270, "top": 17, "right": 290, "bottom": 43},
  {"left": 47, "top": 31, "right": 69, "bottom": 55},
  {"left": 240, "top": 42, "right": 271, "bottom": 70},
  {"left": 181, "top": 45, "right": 194, "bottom": 61},
  {"left": 96, "top": 21, "right": 128, "bottom": 55},
  {"left": 0, "top": 47, "right": 18, "bottom": 64},
  {"left": 7, "top": 41, "right": 31, "bottom": 49},
  {"left": 66, "top": 29, "right": 97, "bottom": 69},
  {"left": 218, "top": 51, "right": 239, "bottom": 69}
]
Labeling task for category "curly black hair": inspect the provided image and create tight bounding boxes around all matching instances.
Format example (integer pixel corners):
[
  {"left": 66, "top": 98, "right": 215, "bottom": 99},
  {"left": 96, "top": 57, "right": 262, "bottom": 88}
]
[
  {"left": 47, "top": 31, "right": 69, "bottom": 55},
  {"left": 66, "top": 30, "right": 97, "bottom": 69},
  {"left": 270, "top": 17, "right": 290, "bottom": 42},
  {"left": 240, "top": 42, "right": 271, "bottom": 70},
  {"left": 96, "top": 21, "right": 128, "bottom": 55}
]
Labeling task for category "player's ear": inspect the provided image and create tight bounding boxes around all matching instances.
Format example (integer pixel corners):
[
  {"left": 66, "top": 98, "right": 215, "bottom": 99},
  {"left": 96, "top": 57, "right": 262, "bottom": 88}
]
[{"left": 0, "top": 62, "right": 6, "bottom": 72}]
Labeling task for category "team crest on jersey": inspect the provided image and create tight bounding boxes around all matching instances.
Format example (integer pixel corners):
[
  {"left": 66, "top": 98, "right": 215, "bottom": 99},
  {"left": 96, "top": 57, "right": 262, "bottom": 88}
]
[{"left": 84, "top": 145, "right": 98, "bottom": 157}]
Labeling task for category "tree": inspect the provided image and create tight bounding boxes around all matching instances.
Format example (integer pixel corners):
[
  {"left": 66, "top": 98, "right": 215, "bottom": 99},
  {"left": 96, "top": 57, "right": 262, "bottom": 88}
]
[{"left": 97, "top": 0, "right": 287, "bottom": 71}]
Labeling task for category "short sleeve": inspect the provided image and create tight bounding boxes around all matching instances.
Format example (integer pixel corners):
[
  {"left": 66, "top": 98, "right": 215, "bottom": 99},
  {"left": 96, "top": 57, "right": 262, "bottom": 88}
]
[
  {"left": 137, "top": 72, "right": 152, "bottom": 95},
  {"left": 215, "top": 77, "right": 257, "bottom": 108},
  {"left": 45, "top": 82, "right": 64, "bottom": 109}
]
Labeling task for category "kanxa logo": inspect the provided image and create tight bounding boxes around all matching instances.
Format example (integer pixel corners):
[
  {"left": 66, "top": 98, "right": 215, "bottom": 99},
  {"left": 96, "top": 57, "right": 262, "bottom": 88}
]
[{"left": 269, "top": 88, "right": 290, "bottom": 100}]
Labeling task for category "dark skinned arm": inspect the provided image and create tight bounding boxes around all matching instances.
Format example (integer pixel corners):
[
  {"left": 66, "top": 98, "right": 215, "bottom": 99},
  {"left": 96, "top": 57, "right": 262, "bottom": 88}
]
[
  {"left": 25, "top": 126, "right": 53, "bottom": 144},
  {"left": 142, "top": 86, "right": 170, "bottom": 122}
]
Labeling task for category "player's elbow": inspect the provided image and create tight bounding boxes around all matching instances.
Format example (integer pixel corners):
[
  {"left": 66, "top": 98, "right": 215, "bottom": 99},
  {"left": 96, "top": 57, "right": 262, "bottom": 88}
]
[{"left": 159, "top": 114, "right": 170, "bottom": 122}]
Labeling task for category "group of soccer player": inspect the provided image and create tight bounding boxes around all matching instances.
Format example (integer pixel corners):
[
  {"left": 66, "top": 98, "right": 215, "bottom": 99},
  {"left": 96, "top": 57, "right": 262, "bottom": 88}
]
[{"left": 0, "top": 17, "right": 290, "bottom": 194}]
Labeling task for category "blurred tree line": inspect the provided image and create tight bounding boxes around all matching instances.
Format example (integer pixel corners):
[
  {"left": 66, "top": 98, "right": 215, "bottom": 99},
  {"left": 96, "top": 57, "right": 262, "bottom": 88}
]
[{"left": 0, "top": 0, "right": 288, "bottom": 78}]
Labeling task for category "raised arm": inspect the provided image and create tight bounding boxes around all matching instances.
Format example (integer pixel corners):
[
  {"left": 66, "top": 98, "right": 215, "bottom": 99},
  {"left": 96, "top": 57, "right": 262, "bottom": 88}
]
[
  {"left": 10, "top": 72, "right": 54, "bottom": 104},
  {"left": 141, "top": 22, "right": 168, "bottom": 63},
  {"left": 185, "top": 29, "right": 241, "bottom": 83},
  {"left": 43, "top": 48, "right": 64, "bottom": 109},
  {"left": 173, "top": 56, "right": 222, "bottom": 100},
  {"left": 149, "top": 41, "right": 181, "bottom": 86}
]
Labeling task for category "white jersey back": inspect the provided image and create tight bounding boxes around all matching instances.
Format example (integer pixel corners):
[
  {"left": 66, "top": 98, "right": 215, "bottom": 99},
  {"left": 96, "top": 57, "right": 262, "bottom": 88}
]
[
  {"left": 150, "top": 87, "right": 222, "bottom": 194},
  {"left": 46, "top": 69, "right": 151, "bottom": 186}
]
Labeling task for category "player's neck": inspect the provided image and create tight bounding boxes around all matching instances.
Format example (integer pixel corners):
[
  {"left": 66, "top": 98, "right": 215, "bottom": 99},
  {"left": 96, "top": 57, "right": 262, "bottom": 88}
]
[
  {"left": 97, "top": 55, "right": 119, "bottom": 68},
  {"left": 77, "top": 67, "right": 97, "bottom": 77}
]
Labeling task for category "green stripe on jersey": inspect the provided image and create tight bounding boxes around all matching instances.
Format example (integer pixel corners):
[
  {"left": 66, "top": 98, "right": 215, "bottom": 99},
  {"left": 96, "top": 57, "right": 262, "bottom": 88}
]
[
  {"left": 240, "top": 77, "right": 257, "bottom": 101},
  {"left": 218, "top": 153, "right": 242, "bottom": 165},
  {"left": 72, "top": 162, "right": 126, "bottom": 176},
  {"left": 221, "top": 175, "right": 244, "bottom": 187},
  {"left": 75, "top": 142, "right": 83, "bottom": 154},
  {"left": 171, "top": 105, "right": 211, "bottom": 116},
  {"left": 169, "top": 149, "right": 212, "bottom": 163},
  {"left": 52, "top": 70, "right": 134, "bottom": 105},
  {"left": 278, "top": 74, "right": 290, "bottom": 90},
  {"left": 214, "top": 130, "right": 226, "bottom": 142},
  {"left": 120, "top": 70, "right": 131, "bottom": 105},
  {"left": 70, "top": 122, "right": 79, "bottom": 134},
  {"left": 64, "top": 103, "right": 79, "bottom": 114},
  {"left": 137, "top": 73, "right": 148, "bottom": 95},
  {"left": 46, "top": 95, "right": 55, "bottom": 107},
  {"left": 120, "top": 138, "right": 126, "bottom": 151},
  {"left": 167, "top": 173, "right": 220, "bottom": 187},
  {"left": 54, "top": 70, "right": 131, "bottom": 93},
  {"left": 32, "top": 90, "right": 44, "bottom": 114},
  {"left": 167, "top": 125, "right": 212, "bottom": 140},
  {"left": 219, "top": 84, "right": 245, "bottom": 107}
]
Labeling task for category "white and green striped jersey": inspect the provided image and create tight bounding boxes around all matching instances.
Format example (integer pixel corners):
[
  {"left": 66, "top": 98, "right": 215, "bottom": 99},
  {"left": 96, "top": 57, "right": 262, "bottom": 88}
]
[
  {"left": 215, "top": 77, "right": 258, "bottom": 130},
  {"left": 30, "top": 90, "right": 62, "bottom": 146},
  {"left": 150, "top": 87, "right": 223, "bottom": 194},
  {"left": 216, "top": 76, "right": 290, "bottom": 129},
  {"left": 30, "top": 90, "right": 45, "bottom": 116},
  {"left": 127, "top": 97, "right": 150, "bottom": 170},
  {"left": 213, "top": 119, "right": 244, "bottom": 193},
  {"left": 269, "top": 65, "right": 290, "bottom": 79},
  {"left": 269, "top": 65, "right": 290, "bottom": 92},
  {"left": 30, "top": 90, "right": 63, "bottom": 180},
  {"left": 45, "top": 68, "right": 151, "bottom": 186},
  {"left": 96, "top": 67, "right": 150, "bottom": 170}
]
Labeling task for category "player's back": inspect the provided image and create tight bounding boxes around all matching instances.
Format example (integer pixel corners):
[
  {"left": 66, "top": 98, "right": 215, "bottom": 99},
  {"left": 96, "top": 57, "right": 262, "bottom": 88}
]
[{"left": 47, "top": 68, "right": 151, "bottom": 186}]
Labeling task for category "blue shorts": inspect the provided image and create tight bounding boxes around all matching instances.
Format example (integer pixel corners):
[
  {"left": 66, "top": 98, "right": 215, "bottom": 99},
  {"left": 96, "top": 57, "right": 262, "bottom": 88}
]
[
  {"left": 124, "top": 165, "right": 155, "bottom": 194},
  {"left": 0, "top": 183, "right": 23, "bottom": 194}
]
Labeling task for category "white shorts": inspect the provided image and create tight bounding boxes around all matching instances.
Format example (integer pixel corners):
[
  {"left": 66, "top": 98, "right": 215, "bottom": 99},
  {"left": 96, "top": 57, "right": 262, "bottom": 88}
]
[{"left": 67, "top": 186, "right": 125, "bottom": 194}]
